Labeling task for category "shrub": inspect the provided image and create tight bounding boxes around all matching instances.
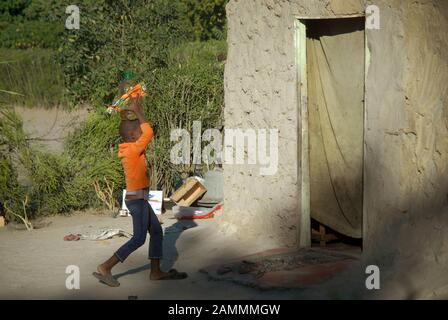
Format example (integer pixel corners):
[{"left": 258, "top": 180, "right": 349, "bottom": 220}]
[
  {"left": 143, "top": 40, "right": 225, "bottom": 192},
  {"left": 0, "top": 107, "right": 123, "bottom": 220},
  {"left": 0, "top": 48, "right": 65, "bottom": 107},
  {"left": 59, "top": 0, "right": 193, "bottom": 105},
  {"left": 0, "top": 0, "right": 64, "bottom": 49},
  {"left": 179, "top": 0, "right": 228, "bottom": 41},
  {"left": 0, "top": 20, "right": 62, "bottom": 49}
]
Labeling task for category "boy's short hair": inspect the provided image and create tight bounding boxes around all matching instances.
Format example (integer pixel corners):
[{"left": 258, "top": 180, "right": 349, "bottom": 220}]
[{"left": 119, "top": 119, "right": 140, "bottom": 140}]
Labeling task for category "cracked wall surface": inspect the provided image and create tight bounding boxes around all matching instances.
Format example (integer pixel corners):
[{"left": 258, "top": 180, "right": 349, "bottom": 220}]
[{"left": 360, "top": 0, "right": 448, "bottom": 298}]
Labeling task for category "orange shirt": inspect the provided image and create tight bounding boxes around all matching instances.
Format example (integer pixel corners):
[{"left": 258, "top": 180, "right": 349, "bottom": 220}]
[{"left": 118, "top": 122, "right": 154, "bottom": 192}]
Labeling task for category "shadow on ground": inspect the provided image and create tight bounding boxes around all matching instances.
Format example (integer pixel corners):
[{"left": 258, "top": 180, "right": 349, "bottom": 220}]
[{"left": 114, "top": 219, "right": 198, "bottom": 280}]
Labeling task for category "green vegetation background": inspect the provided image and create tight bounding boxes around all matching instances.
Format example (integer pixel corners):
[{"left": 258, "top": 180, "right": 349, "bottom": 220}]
[{"left": 0, "top": 0, "right": 227, "bottom": 222}]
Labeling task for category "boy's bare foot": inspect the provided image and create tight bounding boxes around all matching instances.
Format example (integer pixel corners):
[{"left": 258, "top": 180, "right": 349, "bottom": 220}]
[
  {"left": 150, "top": 269, "right": 188, "bottom": 280},
  {"left": 97, "top": 264, "right": 110, "bottom": 276},
  {"left": 149, "top": 271, "right": 168, "bottom": 280}
]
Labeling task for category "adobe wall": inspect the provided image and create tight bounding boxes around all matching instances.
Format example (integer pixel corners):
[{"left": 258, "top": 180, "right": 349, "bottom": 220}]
[{"left": 223, "top": 0, "right": 448, "bottom": 297}]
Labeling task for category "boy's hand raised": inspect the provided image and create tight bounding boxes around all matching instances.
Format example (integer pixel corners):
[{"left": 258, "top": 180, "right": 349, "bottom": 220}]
[
  {"left": 126, "top": 97, "right": 141, "bottom": 113},
  {"left": 126, "top": 97, "right": 147, "bottom": 124}
]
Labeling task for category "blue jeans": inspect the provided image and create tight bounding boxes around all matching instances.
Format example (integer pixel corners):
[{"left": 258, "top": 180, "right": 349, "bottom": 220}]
[{"left": 115, "top": 199, "right": 163, "bottom": 262}]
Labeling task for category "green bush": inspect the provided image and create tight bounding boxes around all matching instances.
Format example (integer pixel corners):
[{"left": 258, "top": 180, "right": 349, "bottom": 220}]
[
  {"left": 0, "top": 0, "right": 31, "bottom": 22},
  {"left": 0, "top": 155, "right": 24, "bottom": 218},
  {"left": 179, "top": 0, "right": 228, "bottom": 41},
  {"left": 0, "top": 107, "right": 32, "bottom": 219},
  {"left": 0, "top": 0, "right": 64, "bottom": 49},
  {"left": 65, "top": 111, "right": 124, "bottom": 201},
  {"left": 59, "top": 0, "right": 192, "bottom": 105},
  {"left": 1, "top": 0, "right": 229, "bottom": 108},
  {"left": 0, "top": 107, "right": 122, "bottom": 220},
  {"left": 0, "top": 48, "right": 65, "bottom": 107},
  {"left": 0, "top": 20, "right": 62, "bottom": 49},
  {"left": 143, "top": 40, "right": 225, "bottom": 192}
]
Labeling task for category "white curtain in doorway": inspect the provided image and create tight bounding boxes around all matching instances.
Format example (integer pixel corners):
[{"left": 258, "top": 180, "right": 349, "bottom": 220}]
[{"left": 307, "top": 19, "right": 365, "bottom": 238}]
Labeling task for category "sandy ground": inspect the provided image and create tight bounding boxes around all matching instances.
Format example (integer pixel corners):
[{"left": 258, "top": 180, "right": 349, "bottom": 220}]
[{"left": 0, "top": 211, "right": 308, "bottom": 300}]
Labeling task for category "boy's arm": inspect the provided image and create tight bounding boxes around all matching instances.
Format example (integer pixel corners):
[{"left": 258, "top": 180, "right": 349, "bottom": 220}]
[{"left": 128, "top": 97, "right": 153, "bottom": 153}]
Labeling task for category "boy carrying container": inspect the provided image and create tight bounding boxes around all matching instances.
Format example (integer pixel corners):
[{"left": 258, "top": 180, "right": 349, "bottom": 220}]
[{"left": 93, "top": 74, "right": 187, "bottom": 287}]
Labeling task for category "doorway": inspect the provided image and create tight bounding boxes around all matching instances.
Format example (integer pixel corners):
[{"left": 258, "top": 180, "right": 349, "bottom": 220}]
[{"left": 296, "top": 17, "right": 366, "bottom": 248}]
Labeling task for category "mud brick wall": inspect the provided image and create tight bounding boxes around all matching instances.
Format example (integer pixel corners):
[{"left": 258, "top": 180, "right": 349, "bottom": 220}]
[{"left": 221, "top": 0, "right": 448, "bottom": 271}]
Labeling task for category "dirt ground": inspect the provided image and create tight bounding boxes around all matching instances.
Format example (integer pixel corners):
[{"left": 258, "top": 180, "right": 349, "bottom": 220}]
[{"left": 0, "top": 210, "right": 323, "bottom": 300}]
